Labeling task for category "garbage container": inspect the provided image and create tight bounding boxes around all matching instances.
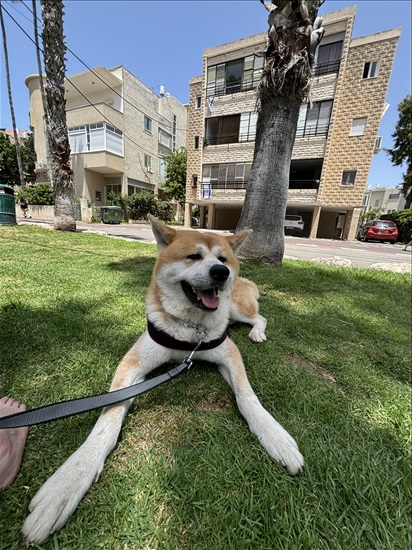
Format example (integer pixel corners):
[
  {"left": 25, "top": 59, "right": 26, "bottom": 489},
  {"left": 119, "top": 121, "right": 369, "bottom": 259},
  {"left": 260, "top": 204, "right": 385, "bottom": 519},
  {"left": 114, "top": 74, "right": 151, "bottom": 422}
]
[
  {"left": 0, "top": 184, "right": 17, "bottom": 225},
  {"left": 101, "top": 205, "right": 123, "bottom": 224}
]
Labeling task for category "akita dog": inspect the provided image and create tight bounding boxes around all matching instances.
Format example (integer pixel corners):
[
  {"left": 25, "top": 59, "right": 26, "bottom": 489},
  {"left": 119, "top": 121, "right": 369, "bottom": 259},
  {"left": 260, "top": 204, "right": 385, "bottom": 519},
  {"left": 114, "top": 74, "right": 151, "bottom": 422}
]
[{"left": 22, "top": 216, "right": 304, "bottom": 545}]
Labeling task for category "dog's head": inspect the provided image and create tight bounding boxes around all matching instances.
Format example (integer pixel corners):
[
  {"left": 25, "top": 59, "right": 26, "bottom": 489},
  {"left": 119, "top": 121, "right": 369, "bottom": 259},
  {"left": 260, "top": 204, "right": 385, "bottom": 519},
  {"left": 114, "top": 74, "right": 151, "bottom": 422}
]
[{"left": 148, "top": 215, "right": 251, "bottom": 318}]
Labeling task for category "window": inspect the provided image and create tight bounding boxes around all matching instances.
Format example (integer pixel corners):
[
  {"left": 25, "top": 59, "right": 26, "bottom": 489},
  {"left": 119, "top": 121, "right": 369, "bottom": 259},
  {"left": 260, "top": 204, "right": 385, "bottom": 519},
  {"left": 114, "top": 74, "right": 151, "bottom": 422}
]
[
  {"left": 144, "top": 115, "right": 152, "bottom": 133},
  {"left": 350, "top": 117, "right": 367, "bottom": 136},
  {"left": 158, "top": 156, "right": 166, "bottom": 183},
  {"left": 205, "top": 112, "right": 257, "bottom": 144},
  {"left": 158, "top": 129, "right": 172, "bottom": 149},
  {"left": 374, "top": 199, "right": 381, "bottom": 207},
  {"left": 106, "top": 178, "right": 122, "bottom": 197},
  {"left": 196, "top": 96, "right": 201, "bottom": 109},
  {"left": 95, "top": 191, "right": 102, "bottom": 202},
  {"left": 239, "top": 112, "right": 258, "bottom": 142},
  {"left": 206, "top": 54, "right": 264, "bottom": 97},
  {"left": 388, "top": 193, "right": 400, "bottom": 200},
  {"left": 144, "top": 154, "right": 152, "bottom": 170},
  {"left": 68, "top": 123, "right": 123, "bottom": 155},
  {"left": 314, "top": 41, "right": 343, "bottom": 75},
  {"left": 127, "top": 177, "right": 155, "bottom": 194},
  {"left": 192, "top": 175, "right": 198, "bottom": 187},
  {"left": 341, "top": 171, "right": 356, "bottom": 186},
  {"left": 172, "top": 115, "right": 177, "bottom": 152},
  {"left": 194, "top": 136, "right": 200, "bottom": 149},
  {"left": 296, "top": 100, "right": 333, "bottom": 137},
  {"left": 202, "top": 162, "right": 252, "bottom": 189},
  {"left": 363, "top": 61, "right": 379, "bottom": 79}
]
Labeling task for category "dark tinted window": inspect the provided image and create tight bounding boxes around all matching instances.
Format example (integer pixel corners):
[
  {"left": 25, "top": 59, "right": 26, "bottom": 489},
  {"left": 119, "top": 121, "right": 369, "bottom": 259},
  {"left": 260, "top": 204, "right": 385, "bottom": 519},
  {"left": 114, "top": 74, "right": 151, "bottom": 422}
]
[{"left": 371, "top": 221, "right": 396, "bottom": 228}]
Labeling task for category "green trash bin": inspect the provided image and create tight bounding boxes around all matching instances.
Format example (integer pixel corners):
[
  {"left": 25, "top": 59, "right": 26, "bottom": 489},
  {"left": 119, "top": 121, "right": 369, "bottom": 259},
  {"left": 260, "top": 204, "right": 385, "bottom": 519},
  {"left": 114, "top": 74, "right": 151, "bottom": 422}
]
[
  {"left": 0, "top": 184, "right": 17, "bottom": 225},
  {"left": 101, "top": 205, "right": 123, "bottom": 224}
]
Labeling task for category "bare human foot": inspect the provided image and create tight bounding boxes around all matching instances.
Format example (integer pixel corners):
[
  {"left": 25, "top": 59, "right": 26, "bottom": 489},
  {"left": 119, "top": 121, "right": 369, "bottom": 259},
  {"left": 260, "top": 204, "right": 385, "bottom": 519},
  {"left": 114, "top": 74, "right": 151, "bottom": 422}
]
[{"left": 0, "top": 397, "right": 29, "bottom": 489}]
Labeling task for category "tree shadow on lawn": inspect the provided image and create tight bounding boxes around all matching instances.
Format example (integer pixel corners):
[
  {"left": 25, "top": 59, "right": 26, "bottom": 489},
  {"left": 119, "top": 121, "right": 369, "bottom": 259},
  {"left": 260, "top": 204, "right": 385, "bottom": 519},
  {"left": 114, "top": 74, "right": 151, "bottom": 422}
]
[
  {"left": 0, "top": 317, "right": 410, "bottom": 548},
  {"left": 105, "top": 256, "right": 411, "bottom": 387},
  {"left": 0, "top": 257, "right": 410, "bottom": 548}
]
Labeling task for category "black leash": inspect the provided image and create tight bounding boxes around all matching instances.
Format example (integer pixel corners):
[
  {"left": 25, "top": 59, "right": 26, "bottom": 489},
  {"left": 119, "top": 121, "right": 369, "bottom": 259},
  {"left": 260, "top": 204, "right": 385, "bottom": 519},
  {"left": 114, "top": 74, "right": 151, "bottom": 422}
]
[
  {"left": 0, "top": 354, "right": 195, "bottom": 430},
  {"left": 1, "top": 322, "right": 229, "bottom": 430}
]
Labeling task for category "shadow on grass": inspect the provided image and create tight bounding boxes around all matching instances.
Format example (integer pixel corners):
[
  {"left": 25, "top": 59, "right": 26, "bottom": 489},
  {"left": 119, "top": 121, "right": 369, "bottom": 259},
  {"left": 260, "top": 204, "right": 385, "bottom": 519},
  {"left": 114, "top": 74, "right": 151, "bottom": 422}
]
[{"left": 0, "top": 251, "right": 410, "bottom": 549}]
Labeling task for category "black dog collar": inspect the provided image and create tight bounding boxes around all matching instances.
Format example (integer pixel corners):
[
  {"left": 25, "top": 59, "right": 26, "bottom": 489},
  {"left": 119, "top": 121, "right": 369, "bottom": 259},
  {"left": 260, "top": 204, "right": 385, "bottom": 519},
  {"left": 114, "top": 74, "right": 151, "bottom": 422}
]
[{"left": 147, "top": 320, "right": 228, "bottom": 351}]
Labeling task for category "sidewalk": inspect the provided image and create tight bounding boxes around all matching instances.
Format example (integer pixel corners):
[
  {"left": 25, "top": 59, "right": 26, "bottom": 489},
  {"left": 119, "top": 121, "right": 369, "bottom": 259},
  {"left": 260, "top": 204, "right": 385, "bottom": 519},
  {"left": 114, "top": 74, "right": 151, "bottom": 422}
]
[{"left": 16, "top": 217, "right": 411, "bottom": 272}]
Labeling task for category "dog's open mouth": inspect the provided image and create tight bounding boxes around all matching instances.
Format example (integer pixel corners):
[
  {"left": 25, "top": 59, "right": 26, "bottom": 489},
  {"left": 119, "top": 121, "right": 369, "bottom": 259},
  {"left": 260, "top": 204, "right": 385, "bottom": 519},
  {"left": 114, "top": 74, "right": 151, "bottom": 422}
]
[{"left": 181, "top": 281, "right": 219, "bottom": 311}]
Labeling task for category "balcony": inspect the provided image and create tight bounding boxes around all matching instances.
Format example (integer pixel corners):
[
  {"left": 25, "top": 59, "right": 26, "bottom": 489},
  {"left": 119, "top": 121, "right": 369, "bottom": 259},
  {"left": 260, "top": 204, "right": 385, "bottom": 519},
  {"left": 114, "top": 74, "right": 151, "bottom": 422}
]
[
  {"left": 295, "top": 122, "right": 330, "bottom": 138},
  {"left": 204, "top": 132, "right": 255, "bottom": 146},
  {"left": 312, "top": 59, "right": 341, "bottom": 77},
  {"left": 200, "top": 179, "right": 319, "bottom": 203},
  {"left": 206, "top": 79, "right": 258, "bottom": 98}
]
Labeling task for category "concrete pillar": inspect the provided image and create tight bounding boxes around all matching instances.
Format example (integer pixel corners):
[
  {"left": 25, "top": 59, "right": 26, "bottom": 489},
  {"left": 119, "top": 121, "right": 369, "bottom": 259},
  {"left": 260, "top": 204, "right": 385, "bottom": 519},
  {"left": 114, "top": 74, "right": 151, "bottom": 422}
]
[
  {"left": 207, "top": 203, "right": 216, "bottom": 229},
  {"left": 310, "top": 205, "right": 321, "bottom": 238},
  {"left": 347, "top": 207, "right": 361, "bottom": 240},
  {"left": 184, "top": 202, "right": 193, "bottom": 227},
  {"left": 80, "top": 198, "right": 92, "bottom": 223}
]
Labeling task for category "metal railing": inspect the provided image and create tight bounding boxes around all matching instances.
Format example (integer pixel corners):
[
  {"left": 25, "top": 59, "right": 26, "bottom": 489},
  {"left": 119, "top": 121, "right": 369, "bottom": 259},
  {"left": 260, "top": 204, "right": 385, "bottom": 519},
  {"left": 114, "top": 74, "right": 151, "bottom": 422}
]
[
  {"left": 200, "top": 179, "right": 319, "bottom": 193},
  {"left": 204, "top": 123, "right": 329, "bottom": 145},
  {"left": 312, "top": 59, "right": 341, "bottom": 77},
  {"left": 204, "top": 132, "right": 256, "bottom": 146},
  {"left": 206, "top": 78, "right": 258, "bottom": 98},
  {"left": 204, "top": 60, "right": 340, "bottom": 99},
  {"left": 295, "top": 122, "right": 330, "bottom": 138}
]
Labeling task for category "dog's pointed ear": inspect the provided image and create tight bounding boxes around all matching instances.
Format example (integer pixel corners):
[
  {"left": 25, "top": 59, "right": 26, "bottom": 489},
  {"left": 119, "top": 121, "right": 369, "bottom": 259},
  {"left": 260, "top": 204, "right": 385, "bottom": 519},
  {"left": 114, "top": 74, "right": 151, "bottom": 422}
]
[
  {"left": 148, "top": 215, "right": 176, "bottom": 252},
  {"left": 226, "top": 229, "right": 253, "bottom": 253}
]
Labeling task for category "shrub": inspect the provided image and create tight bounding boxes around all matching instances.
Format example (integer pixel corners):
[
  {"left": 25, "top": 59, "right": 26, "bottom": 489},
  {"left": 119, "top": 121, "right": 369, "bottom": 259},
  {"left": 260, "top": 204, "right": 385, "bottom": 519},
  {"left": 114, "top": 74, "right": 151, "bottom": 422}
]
[
  {"left": 19, "top": 183, "right": 54, "bottom": 205},
  {"left": 99, "top": 190, "right": 173, "bottom": 223},
  {"left": 380, "top": 209, "right": 412, "bottom": 243},
  {"left": 154, "top": 200, "right": 173, "bottom": 222}
]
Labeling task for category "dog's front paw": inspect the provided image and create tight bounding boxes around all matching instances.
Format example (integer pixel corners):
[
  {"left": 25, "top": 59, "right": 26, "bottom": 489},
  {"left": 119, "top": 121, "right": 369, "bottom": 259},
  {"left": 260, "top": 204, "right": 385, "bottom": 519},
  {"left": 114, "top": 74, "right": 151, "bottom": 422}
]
[
  {"left": 253, "top": 414, "right": 304, "bottom": 476},
  {"left": 22, "top": 450, "right": 102, "bottom": 544},
  {"left": 248, "top": 328, "right": 267, "bottom": 343}
]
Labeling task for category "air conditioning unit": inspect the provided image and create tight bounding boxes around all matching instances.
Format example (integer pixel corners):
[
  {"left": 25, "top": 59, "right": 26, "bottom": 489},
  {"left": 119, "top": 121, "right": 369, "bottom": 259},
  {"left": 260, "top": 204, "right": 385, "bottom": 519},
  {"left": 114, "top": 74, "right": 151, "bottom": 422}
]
[{"left": 375, "top": 136, "right": 383, "bottom": 150}]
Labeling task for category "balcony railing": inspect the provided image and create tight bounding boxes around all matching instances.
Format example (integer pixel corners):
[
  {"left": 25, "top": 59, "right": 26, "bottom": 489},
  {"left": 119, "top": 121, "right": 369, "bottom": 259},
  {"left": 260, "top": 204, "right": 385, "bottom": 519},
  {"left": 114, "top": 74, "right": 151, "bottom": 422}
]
[
  {"left": 295, "top": 122, "right": 330, "bottom": 138},
  {"left": 204, "top": 123, "right": 329, "bottom": 146},
  {"left": 206, "top": 78, "right": 258, "bottom": 98},
  {"left": 312, "top": 59, "right": 341, "bottom": 77},
  {"left": 205, "top": 61, "right": 340, "bottom": 99},
  {"left": 200, "top": 179, "right": 319, "bottom": 195},
  {"left": 204, "top": 133, "right": 256, "bottom": 146}
]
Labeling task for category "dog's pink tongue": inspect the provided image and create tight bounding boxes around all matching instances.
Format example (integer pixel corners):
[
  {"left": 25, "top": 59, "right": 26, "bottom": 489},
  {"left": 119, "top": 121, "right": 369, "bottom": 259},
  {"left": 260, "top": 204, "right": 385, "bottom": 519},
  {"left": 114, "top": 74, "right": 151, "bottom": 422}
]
[{"left": 198, "top": 289, "right": 219, "bottom": 309}]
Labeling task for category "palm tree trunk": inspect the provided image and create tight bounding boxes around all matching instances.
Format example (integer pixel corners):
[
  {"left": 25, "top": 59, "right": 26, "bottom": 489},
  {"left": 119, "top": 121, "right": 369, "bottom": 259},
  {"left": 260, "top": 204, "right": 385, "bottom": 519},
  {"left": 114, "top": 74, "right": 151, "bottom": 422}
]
[
  {"left": 0, "top": 1, "right": 25, "bottom": 188},
  {"left": 32, "top": 0, "right": 52, "bottom": 184},
  {"left": 236, "top": 0, "right": 324, "bottom": 265},
  {"left": 40, "top": 0, "right": 75, "bottom": 231}
]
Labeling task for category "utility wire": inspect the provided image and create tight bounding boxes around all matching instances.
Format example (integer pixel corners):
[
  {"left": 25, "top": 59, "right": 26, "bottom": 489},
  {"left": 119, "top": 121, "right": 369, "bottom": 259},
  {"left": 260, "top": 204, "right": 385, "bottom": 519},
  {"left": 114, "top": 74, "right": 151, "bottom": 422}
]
[
  {"left": 17, "top": 0, "right": 189, "bottom": 133},
  {"left": 1, "top": 2, "right": 175, "bottom": 163}
]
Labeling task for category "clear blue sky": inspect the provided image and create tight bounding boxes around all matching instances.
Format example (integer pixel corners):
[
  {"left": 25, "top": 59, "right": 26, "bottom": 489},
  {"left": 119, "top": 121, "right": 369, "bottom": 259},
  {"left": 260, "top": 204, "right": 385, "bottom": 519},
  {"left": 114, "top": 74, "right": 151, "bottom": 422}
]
[{"left": 1, "top": 1, "right": 410, "bottom": 189}]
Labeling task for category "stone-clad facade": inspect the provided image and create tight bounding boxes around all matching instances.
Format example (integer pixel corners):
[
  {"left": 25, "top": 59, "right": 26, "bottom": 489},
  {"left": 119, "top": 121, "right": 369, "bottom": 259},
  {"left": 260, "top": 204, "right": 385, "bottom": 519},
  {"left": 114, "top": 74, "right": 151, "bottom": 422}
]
[{"left": 185, "top": 6, "right": 400, "bottom": 240}]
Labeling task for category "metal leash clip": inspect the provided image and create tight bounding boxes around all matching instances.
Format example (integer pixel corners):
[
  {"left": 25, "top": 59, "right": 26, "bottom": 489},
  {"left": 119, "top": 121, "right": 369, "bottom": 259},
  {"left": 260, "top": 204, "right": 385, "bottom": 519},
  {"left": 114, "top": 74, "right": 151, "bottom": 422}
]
[{"left": 184, "top": 336, "right": 206, "bottom": 369}]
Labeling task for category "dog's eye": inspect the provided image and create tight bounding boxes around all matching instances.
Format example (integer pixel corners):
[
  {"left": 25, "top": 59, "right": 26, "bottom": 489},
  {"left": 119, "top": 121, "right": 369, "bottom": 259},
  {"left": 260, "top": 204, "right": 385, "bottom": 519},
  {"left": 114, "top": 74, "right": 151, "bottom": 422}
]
[
  {"left": 218, "top": 256, "right": 227, "bottom": 263},
  {"left": 187, "top": 253, "right": 202, "bottom": 261}
]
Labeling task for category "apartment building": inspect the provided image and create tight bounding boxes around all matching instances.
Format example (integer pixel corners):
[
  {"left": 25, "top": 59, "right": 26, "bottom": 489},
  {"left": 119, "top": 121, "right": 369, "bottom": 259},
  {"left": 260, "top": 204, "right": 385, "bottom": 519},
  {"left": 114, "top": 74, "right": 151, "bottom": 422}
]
[
  {"left": 362, "top": 185, "right": 406, "bottom": 215},
  {"left": 185, "top": 6, "right": 400, "bottom": 239},
  {"left": 25, "top": 66, "right": 187, "bottom": 206}
]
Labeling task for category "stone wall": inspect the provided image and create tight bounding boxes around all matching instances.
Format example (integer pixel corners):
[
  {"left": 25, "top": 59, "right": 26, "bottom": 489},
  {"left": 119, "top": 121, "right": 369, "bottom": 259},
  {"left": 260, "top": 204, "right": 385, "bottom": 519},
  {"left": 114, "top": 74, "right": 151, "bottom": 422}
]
[{"left": 319, "top": 28, "right": 401, "bottom": 207}]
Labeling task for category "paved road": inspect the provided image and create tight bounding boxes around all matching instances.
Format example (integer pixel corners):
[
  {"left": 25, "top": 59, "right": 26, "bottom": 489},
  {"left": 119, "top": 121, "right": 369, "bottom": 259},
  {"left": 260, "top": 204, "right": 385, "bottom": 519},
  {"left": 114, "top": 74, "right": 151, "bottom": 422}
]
[{"left": 18, "top": 218, "right": 411, "bottom": 270}]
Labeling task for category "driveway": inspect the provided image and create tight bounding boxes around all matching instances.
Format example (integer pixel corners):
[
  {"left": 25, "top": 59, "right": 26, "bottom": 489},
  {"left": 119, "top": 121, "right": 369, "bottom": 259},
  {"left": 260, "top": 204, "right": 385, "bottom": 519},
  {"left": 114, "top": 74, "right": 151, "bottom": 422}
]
[{"left": 18, "top": 217, "right": 411, "bottom": 270}]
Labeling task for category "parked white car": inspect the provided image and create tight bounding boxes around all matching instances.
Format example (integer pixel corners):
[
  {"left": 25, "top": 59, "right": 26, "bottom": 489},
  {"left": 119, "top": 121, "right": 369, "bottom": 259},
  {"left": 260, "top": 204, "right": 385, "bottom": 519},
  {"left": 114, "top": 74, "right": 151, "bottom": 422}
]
[{"left": 284, "top": 215, "right": 305, "bottom": 234}]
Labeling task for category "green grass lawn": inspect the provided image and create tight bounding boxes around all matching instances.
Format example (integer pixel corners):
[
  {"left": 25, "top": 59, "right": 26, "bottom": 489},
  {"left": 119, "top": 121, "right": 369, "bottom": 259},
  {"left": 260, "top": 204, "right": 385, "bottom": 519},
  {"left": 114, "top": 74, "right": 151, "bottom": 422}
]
[{"left": 0, "top": 225, "right": 410, "bottom": 550}]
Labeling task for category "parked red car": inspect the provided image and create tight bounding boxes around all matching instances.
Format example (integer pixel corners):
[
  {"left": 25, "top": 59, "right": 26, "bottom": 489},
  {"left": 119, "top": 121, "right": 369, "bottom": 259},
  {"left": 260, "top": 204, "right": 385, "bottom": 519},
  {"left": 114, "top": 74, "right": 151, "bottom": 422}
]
[{"left": 357, "top": 220, "right": 398, "bottom": 244}]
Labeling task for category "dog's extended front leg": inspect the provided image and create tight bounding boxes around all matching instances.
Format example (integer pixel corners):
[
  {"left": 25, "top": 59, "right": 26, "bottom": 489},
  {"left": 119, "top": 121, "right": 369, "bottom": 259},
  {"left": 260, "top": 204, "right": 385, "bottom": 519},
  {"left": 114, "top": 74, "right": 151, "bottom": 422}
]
[
  {"left": 22, "top": 334, "right": 167, "bottom": 545},
  {"left": 211, "top": 339, "right": 304, "bottom": 476}
]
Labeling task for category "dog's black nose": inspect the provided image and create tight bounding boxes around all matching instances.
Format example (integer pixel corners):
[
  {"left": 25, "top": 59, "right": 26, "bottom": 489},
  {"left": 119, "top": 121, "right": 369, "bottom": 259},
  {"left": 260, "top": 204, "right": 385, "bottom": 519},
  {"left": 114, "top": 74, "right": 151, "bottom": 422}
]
[{"left": 210, "top": 264, "right": 230, "bottom": 282}]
